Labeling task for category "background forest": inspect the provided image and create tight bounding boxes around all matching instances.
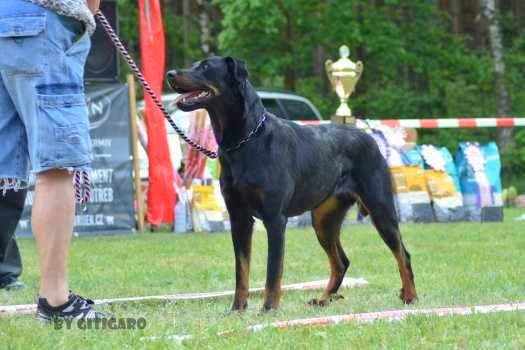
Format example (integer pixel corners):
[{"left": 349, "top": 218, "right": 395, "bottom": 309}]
[{"left": 117, "top": 0, "right": 525, "bottom": 187}]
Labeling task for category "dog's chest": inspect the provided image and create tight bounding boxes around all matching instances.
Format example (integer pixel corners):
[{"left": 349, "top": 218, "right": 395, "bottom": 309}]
[
  {"left": 229, "top": 182, "right": 264, "bottom": 217},
  {"left": 221, "top": 169, "right": 265, "bottom": 213}
]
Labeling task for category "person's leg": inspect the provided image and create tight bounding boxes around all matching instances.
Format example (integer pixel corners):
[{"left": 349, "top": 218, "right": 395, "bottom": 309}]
[
  {"left": 0, "top": 4, "right": 75, "bottom": 305},
  {"left": 32, "top": 170, "right": 75, "bottom": 305},
  {"left": 0, "top": 3, "right": 31, "bottom": 290},
  {"left": 1, "top": 2, "right": 107, "bottom": 320},
  {"left": 0, "top": 188, "right": 27, "bottom": 289}
]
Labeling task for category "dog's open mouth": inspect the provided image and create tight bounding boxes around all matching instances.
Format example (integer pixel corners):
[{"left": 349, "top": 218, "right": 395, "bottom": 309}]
[{"left": 174, "top": 90, "right": 213, "bottom": 108}]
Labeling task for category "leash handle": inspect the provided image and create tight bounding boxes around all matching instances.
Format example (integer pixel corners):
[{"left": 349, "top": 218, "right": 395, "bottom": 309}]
[{"left": 95, "top": 11, "right": 218, "bottom": 159}]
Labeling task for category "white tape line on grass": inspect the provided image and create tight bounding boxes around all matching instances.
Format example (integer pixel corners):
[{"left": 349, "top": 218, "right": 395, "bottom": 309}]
[
  {"left": 141, "top": 302, "right": 525, "bottom": 343},
  {"left": 0, "top": 277, "right": 368, "bottom": 316},
  {"left": 246, "top": 302, "right": 525, "bottom": 332},
  {"left": 96, "top": 277, "right": 368, "bottom": 304}
]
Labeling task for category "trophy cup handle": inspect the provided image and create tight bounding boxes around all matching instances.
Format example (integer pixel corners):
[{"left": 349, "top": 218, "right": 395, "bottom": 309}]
[
  {"left": 355, "top": 61, "right": 364, "bottom": 80},
  {"left": 325, "top": 59, "right": 335, "bottom": 86}
]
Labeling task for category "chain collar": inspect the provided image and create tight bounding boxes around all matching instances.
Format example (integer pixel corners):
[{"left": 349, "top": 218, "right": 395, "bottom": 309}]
[{"left": 222, "top": 112, "right": 268, "bottom": 153}]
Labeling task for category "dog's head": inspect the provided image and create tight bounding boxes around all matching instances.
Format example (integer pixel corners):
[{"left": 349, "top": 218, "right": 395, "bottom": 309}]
[{"left": 167, "top": 56, "right": 248, "bottom": 112}]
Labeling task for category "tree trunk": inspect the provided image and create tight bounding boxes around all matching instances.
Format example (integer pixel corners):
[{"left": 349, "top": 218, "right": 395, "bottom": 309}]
[
  {"left": 276, "top": 0, "right": 295, "bottom": 90},
  {"left": 481, "top": 0, "right": 513, "bottom": 151},
  {"left": 450, "top": 0, "right": 462, "bottom": 33},
  {"left": 182, "top": 0, "right": 192, "bottom": 66},
  {"left": 197, "top": 0, "right": 213, "bottom": 57},
  {"left": 513, "top": 0, "right": 524, "bottom": 35},
  {"left": 313, "top": 45, "right": 326, "bottom": 94}
]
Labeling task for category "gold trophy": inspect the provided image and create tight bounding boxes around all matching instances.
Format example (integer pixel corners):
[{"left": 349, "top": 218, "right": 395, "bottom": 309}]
[{"left": 325, "top": 45, "right": 363, "bottom": 124}]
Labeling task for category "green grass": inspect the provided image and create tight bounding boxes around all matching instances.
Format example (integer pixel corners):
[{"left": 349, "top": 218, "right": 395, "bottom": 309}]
[{"left": 1, "top": 209, "right": 525, "bottom": 349}]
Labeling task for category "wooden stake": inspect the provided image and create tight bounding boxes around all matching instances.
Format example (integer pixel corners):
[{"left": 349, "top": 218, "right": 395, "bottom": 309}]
[{"left": 128, "top": 75, "right": 145, "bottom": 233}]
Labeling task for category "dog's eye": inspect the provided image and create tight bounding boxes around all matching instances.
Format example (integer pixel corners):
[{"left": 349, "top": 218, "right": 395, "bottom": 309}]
[{"left": 201, "top": 62, "right": 209, "bottom": 70}]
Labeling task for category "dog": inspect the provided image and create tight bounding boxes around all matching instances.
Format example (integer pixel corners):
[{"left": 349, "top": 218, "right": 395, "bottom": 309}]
[{"left": 167, "top": 56, "right": 417, "bottom": 311}]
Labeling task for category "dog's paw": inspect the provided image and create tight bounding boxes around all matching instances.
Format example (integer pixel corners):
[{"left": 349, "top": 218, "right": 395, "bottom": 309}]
[
  {"left": 307, "top": 294, "right": 344, "bottom": 307},
  {"left": 257, "top": 303, "right": 280, "bottom": 315},
  {"left": 230, "top": 300, "right": 248, "bottom": 312},
  {"left": 399, "top": 288, "right": 418, "bottom": 305},
  {"left": 307, "top": 298, "right": 329, "bottom": 307}
]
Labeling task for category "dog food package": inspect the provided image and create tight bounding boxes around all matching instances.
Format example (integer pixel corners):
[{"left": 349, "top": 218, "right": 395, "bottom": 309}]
[
  {"left": 213, "top": 180, "right": 230, "bottom": 231},
  {"left": 390, "top": 166, "right": 433, "bottom": 223},
  {"left": 482, "top": 142, "right": 504, "bottom": 201},
  {"left": 174, "top": 187, "right": 193, "bottom": 233},
  {"left": 370, "top": 127, "right": 408, "bottom": 167},
  {"left": 368, "top": 126, "right": 432, "bottom": 222},
  {"left": 423, "top": 170, "right": 464, "bottom": 222},
  {"left": 439, "top": 147, "right": 461, "bottom": 192},
  {"left": 403, "top": 149, "right": 424, "bottom": 167},
  {"left": 420, "top": 145, "right": 464, "bottom": 222},
  {"left": 455, "top": 142, "right": 503, "bottom": 222},
  {"left": 288, "top": 212, "right": 312, "bottom": 228},
  {"left": 191, "top": 181, "right": 227, "bottom": 232}
]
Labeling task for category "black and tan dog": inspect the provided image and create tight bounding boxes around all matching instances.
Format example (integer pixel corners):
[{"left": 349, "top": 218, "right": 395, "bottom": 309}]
[{"left": 167, "top": 56, "right": 417, "bottom": 311}]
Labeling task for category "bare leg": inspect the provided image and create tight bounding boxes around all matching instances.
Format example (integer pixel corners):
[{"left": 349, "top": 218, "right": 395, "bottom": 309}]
[{"left": 32, "top": 169, "right": 75, "bottom": 306}]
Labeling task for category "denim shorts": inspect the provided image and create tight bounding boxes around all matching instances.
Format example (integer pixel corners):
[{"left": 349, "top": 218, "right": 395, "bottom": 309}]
[{"left": 0, "top": 0, "right": 92, "bottom": 193}]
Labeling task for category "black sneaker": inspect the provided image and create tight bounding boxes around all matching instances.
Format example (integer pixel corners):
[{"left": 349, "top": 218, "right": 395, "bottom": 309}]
[{"left": 36, "top": 292, "right": 112, "bottom": 322}]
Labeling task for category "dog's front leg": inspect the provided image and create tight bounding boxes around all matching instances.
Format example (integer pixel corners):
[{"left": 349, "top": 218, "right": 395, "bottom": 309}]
[
  {"left": 228, "top": 206, "right": 255, "bottom": 311},
  {"left": 262, "top": 215, "right": 287, "bottom": 311}
]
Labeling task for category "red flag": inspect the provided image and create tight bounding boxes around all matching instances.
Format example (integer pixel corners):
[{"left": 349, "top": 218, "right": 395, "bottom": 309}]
[{"left": 139, "top": 0, "right": 175, "bottom": 225}]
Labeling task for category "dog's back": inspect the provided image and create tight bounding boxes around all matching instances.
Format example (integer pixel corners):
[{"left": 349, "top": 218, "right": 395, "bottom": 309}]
[{"left": 260, "top": 115, "right": 390, "bottom": 216}]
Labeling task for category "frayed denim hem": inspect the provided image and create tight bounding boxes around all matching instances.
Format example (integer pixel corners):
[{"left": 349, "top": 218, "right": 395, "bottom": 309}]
[
  {"left": 0, "top": 178, "right": 28, "bottom": 195},
  {"left": 1, "top": 168, "right": 91, "bottom": 206}
]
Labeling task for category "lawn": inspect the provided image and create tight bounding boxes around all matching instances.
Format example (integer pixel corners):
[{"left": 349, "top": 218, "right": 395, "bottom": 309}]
[{"left": 1, "top": 209, "right": 524, "bottom": 349}]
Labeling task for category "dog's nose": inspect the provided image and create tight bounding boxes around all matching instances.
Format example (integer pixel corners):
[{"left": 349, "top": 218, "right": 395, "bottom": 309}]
[{"left": 167, "top": 70, "right": 178, "bottom": 80}]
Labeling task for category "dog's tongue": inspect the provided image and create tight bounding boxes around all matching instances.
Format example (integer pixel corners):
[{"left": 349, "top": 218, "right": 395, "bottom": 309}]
[{"left": 174, "top": 91, "right": 201, "bottom": 105}]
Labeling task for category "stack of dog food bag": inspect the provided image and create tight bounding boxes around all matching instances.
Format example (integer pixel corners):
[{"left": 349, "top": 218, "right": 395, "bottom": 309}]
[
  {"left": 419, "top": 145, "right": 464, "bottom": 222},
  {"left": 369, "top": 126, "right": 503, "bottom": 223},
  {"left": 455, "top": 142, "right": 503, "bottom": 221},
  {"left": 370, "top": 126, "right": 433, "bottom": 223}
]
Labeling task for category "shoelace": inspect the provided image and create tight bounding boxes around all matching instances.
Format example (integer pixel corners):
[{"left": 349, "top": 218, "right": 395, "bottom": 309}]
[{"left": 70, "top": 292, "right": 95, "bottom": 306}]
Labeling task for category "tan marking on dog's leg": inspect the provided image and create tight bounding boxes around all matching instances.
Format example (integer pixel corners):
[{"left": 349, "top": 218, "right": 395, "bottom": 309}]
[
  {"left": 232, "top": 255, "right": 250, "bottom": 310},
  {"left": 309, "top": 197, "right": 349, "bottom": 307},
  {"left": 393, "top": 250, "right": 417, "bottom": 304}
]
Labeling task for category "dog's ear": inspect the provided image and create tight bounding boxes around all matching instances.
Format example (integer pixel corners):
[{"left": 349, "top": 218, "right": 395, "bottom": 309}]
[{"left": 225, "top": 57, "right": 248, "bottom": 86}]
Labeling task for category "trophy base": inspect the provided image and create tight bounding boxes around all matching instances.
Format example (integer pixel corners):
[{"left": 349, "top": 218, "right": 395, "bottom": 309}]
[{"left": 331, "top": 115, "right": 356, "bottom": 125}]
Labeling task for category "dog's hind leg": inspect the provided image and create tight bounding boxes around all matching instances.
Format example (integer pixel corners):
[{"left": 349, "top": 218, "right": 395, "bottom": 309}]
[
  {"left": 308, "top": 196, "right": 351, "bottom": 307},
  {"left": 356, "top": 169, "right": 417, "bottom": 304}
]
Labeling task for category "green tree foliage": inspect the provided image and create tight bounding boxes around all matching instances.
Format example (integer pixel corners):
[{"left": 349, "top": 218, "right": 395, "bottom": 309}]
[
  {"left": 214, "top": 0, "right": 525, "bottom": 180},
  {"left": 115, "top": 0, "right": 525, "bottom": 183}
]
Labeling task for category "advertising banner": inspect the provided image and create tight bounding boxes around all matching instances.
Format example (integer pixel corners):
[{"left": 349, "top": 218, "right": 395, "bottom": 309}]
[{"left": 16, "top": 84, "right": 135, "bottom": 236}]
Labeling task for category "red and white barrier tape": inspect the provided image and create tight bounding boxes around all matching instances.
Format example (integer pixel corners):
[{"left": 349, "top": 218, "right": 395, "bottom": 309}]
[
  {"left": 0, "top": 277, "right": 367, "bottom": 316},
  {"left": 295, "top": 117, "right": 525, "bottom": 129},
  {"left": 141, "top": 301, "right": 525, "bottom": 343},
  {"left": 245, "top": 302, "right": 525, "bottom": 332}
]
